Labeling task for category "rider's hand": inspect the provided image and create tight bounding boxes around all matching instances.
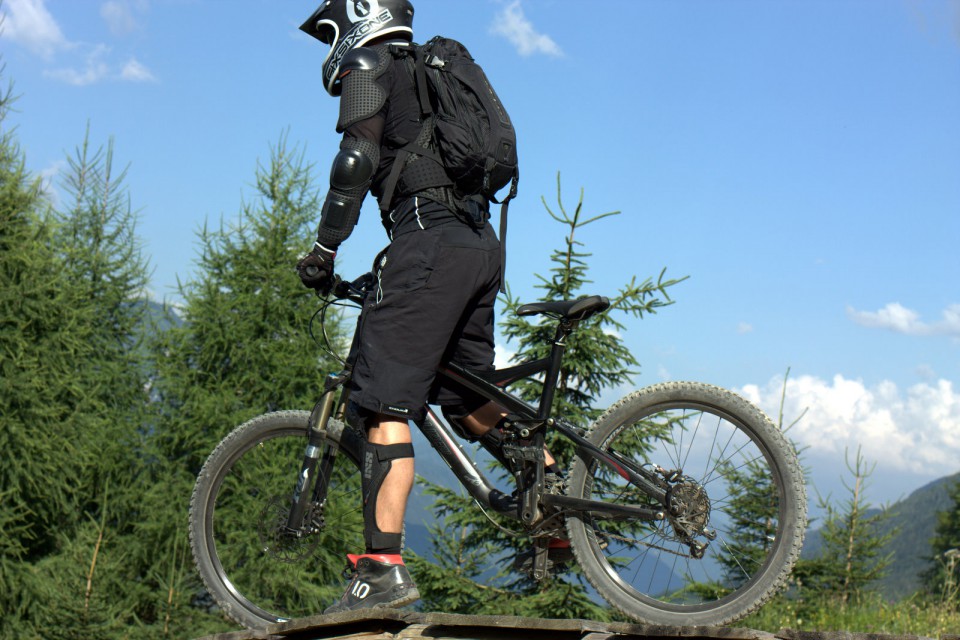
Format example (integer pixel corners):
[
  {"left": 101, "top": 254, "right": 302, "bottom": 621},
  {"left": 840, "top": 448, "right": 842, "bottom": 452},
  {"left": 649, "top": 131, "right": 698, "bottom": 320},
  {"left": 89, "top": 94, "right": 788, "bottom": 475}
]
[{"left": 297, "top": 243, "right": 336, "bottom": 293}]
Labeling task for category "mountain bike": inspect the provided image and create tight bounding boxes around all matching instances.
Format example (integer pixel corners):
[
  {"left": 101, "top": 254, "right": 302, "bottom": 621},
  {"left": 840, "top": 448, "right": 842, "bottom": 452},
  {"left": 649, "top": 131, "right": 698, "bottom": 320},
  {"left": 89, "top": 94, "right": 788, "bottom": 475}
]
[{"left": 189, "top": 272, "right": 807, "bottom": 631}]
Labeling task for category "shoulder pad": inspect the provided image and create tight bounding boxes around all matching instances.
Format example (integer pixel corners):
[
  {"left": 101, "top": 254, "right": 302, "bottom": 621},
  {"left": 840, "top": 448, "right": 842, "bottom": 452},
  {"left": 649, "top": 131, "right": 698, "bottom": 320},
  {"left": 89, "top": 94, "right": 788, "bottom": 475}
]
[
  {"left": 337, "top": 47, "right": 392, "bottom": 132},
  {"left": 340, "top": 47, "right": 381, "bottom": 74}
]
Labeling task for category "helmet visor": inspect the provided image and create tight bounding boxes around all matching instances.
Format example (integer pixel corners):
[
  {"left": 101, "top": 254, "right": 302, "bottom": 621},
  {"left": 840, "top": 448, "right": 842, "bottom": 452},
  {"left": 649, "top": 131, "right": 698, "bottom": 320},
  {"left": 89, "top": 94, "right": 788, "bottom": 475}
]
[{"left": 312, "top": 20, "right": 336, "bottom": 45}]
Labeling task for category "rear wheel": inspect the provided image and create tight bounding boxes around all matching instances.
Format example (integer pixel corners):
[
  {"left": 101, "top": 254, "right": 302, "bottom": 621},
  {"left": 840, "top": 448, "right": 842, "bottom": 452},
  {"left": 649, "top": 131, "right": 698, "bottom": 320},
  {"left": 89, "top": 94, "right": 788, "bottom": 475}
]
[
  {"left": 189, "top": 411, "right": 364, "bottom": 630},
  {"left": 566, "top": 382, "right": 806, "bottom": 626}
]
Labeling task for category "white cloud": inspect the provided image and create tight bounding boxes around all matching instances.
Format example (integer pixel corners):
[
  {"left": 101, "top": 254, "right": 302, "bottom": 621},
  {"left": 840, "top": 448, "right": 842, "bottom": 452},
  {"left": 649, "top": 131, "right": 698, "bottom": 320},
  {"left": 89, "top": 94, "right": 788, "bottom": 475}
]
[
  {"left": 848, "top": 302, "right": 960, "bottom": 337},
  {"left": 44, "top": 46, "right": 157, "bottom": 86},
  {"left": 2, "top": 0, "right": 155, "bottom": 85},
  {"left": 490, "top": 0, "right": 563, "bottom": 58},
  {"left": 494, "top": 344, "right": 517, "bottom": 370},
  {"left": 737, "top": 322, "right": 754, "bottom": 334},
  {"left": 44, "top": 44, "right": 112, "bottom": 86},
  {"left": 120, "top": 57, "right": 156, "bottom": 82},
  {"left": 1, "top": 0, "right": 68, "bottom": 59},
  {"left": 101, "top": 1, "right": 138, "bottom": 36},
  {"left": 740, "top": 373, "right": 960, "bottom": 477}
]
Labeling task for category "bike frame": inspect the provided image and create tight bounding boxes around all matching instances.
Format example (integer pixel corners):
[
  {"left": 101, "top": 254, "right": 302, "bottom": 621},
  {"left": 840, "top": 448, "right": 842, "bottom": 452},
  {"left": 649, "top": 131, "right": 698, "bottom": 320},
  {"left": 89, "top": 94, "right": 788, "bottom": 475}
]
[{"left": 288, "top": 306, "right": 668, "bottom": 547}]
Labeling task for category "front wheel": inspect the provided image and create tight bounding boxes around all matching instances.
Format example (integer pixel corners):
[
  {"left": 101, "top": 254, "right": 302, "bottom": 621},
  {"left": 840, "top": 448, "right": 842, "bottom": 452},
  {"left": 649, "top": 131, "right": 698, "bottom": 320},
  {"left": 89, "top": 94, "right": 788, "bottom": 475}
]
[
  {"left": 189, "top": 411, "right": 365, "bottom": 631},
  {"left": 566, "top": 382, "right": 807, "bottom": 626}
]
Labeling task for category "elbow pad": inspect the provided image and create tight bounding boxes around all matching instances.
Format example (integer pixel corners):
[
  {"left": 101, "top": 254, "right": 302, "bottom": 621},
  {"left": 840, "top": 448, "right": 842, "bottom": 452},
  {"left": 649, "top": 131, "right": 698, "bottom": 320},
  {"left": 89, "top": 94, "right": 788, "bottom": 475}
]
[{"left": 316, "top": 136, "right": 381, "bottom": 248}]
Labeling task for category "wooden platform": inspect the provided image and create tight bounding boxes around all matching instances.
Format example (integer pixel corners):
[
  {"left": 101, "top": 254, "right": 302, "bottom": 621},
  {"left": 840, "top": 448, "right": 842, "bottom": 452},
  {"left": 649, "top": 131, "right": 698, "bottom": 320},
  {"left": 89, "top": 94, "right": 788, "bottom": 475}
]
[{"left": 194, "top": 609, "right": 948, "bottom": 640}]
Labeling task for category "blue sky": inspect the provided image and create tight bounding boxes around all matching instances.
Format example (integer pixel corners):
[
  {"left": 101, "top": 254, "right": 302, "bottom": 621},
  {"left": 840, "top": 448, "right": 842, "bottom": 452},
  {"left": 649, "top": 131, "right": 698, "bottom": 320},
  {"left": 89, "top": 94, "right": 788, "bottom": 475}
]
[{"left": 2, "top": 0, "right": 959, "bottom": 509}]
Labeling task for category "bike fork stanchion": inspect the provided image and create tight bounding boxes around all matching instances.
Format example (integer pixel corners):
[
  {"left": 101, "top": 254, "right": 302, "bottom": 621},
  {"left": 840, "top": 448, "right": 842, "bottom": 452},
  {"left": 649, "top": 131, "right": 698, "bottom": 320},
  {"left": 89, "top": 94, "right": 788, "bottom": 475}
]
[{"left": 285, "top": 374, "right": 338, "bottom": 533}]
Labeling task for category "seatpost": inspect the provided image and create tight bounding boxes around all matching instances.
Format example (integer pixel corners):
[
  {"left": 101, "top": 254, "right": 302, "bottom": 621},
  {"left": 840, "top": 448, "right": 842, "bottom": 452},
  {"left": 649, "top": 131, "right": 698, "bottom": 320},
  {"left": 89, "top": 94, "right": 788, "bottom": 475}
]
[{"left": 537, "top": 319, "right": 576, "bottom": 420}]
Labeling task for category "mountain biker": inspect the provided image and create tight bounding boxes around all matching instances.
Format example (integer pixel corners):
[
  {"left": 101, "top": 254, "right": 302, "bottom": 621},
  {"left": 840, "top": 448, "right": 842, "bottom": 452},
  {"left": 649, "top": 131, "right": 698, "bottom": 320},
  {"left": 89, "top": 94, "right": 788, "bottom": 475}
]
[{"left": 296, "top": 0, "right": 563, "bottom": 614}]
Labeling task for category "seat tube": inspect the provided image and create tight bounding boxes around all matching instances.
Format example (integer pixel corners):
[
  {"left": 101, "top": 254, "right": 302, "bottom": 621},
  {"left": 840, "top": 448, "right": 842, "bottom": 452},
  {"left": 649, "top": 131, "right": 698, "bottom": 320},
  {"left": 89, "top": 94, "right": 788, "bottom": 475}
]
[{"left": 538, "top": 321, "right": 573, "bottom": 420}]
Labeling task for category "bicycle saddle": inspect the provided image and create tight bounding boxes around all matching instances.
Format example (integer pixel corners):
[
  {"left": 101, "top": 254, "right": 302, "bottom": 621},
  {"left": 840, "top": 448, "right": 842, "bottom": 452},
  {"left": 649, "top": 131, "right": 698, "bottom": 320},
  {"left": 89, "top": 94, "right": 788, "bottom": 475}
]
[{"left": 516, "top": 295, "right": 610, "bottom": 321}]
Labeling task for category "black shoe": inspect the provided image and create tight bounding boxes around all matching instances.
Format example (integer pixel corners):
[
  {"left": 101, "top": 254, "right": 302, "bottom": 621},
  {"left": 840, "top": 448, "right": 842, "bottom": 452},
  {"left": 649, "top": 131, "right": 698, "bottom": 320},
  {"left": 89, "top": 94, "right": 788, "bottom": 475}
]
[{"left": 324, "top": 554, "right": 420, "bottom": 614}]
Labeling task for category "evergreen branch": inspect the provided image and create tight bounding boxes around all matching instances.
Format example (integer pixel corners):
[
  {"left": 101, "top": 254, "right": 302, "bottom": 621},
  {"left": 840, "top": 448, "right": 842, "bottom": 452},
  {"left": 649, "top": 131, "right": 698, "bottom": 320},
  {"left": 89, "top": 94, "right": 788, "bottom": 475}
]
[{"left": 578, "top": 210, "right": 621, "bottom": 226}]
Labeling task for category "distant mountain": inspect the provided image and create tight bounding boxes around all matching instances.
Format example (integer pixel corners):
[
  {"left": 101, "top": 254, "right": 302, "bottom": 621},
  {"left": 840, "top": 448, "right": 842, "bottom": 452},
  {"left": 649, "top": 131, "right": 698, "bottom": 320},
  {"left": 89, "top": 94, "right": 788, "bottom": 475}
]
[{"left": 802, "top": 471, "right": 959, "bottom": 598}]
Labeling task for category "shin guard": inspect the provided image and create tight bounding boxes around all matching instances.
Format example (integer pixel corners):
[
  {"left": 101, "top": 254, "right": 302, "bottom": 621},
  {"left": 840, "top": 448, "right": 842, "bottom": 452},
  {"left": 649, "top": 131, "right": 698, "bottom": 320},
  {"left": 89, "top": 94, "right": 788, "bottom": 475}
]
[{"left": 361, "top": 441, "right": 414, "bottom": 552}]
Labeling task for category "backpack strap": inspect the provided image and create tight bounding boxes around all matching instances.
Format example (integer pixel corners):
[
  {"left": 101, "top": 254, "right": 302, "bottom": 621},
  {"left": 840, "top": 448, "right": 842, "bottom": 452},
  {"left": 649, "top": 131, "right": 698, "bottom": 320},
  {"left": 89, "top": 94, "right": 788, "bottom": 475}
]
[
  {"left": 379, "top": 128, "right": 443, "bottom": 213},
  {"left": 494, "top": 171, "right": 519, "bottom": 292},
  {"left": 379, "top": 44, "right": 444, "bottom": 214}
]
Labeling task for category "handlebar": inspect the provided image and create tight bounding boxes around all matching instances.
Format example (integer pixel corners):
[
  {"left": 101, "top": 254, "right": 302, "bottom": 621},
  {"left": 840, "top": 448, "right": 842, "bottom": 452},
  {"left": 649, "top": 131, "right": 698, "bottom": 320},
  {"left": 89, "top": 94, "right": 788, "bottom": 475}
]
[{"left": 329, "top": 273, "right": 375, "bottom": 304}]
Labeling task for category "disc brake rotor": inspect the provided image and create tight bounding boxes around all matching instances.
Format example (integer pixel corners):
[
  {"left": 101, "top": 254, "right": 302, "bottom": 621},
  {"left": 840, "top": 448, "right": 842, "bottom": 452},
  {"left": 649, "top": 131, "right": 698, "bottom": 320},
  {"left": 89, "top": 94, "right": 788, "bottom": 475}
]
[{"left": 256, "top": 495, "right": 321, "bottom": 564}]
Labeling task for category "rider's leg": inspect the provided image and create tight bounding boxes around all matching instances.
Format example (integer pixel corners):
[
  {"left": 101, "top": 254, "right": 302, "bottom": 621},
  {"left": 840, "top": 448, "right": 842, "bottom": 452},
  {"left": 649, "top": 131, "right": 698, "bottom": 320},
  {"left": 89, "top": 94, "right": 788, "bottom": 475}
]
[
  {"left": 365, "top": 417, "right": 414, "bottom": 546},
  {"left": 325, "top": 414, "right": 418, "bottom": 614},
  {"left": 458, "top": 402, "right": 573, "bottom": 574},
  {"left": 457, "top": 401, "right": 557, "bottom": 468}
]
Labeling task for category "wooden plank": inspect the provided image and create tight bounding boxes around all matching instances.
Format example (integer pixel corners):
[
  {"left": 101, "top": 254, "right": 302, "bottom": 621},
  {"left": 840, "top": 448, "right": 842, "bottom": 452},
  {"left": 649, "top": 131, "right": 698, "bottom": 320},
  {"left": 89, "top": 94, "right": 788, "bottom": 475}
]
[
  {"left": 193, "top": 610, "right": 779, "bottom": 640},
  {"left": 777, "top": 629, "right": 937, "bottom": 640},
  {"left": 193, "top": 630, "right": 281, "bottom": 640}
]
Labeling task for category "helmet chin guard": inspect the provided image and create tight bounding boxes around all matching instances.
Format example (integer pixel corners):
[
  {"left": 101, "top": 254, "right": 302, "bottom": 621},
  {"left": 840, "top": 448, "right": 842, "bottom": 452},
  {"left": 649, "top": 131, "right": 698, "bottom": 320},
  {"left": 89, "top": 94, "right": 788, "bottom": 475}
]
[{"left": 300, "top": 0, "right": 414, "bottom": 96}]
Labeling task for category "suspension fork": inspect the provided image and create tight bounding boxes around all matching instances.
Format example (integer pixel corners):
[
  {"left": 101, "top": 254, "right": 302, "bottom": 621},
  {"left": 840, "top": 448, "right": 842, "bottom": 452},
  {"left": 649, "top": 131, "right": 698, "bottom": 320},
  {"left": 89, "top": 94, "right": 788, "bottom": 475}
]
[{"left": 285, "top": 374, "right": 340, "bottom": 534}]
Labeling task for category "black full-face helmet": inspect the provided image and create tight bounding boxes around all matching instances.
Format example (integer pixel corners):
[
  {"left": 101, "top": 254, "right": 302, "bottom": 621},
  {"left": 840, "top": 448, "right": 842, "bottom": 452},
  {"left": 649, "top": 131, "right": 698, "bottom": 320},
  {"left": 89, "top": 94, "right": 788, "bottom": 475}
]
[{"left": 300, "top": 0, "right": 415, "bottom": 96}]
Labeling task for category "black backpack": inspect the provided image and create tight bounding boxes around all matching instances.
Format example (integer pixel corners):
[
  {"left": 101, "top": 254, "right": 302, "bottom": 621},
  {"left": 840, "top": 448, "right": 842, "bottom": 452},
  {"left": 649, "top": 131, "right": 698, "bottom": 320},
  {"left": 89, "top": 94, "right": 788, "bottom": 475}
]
[{"left": 382, "top": 37, "right": 519, "bottom": 281}]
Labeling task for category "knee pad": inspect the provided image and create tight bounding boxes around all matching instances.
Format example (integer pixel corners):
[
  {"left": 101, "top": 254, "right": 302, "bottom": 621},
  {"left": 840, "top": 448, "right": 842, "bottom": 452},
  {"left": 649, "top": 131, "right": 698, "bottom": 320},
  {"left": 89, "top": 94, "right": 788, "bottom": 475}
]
[{"left": 361, "top": 440, "right": 414, "bottom": 551}]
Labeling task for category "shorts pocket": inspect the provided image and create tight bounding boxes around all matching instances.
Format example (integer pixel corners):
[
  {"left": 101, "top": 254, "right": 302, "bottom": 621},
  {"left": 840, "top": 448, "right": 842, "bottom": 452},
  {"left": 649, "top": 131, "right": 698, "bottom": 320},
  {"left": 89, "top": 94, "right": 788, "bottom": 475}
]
[{"left": 380, "top": 229, "right": 442, "bottom": 293}]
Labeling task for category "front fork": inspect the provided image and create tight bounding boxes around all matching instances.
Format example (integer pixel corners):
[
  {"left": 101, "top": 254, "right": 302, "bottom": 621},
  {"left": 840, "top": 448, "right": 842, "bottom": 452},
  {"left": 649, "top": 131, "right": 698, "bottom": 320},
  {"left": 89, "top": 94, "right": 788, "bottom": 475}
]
[{"left": 285, "top": 374, "right": 342, "bottom": 535}]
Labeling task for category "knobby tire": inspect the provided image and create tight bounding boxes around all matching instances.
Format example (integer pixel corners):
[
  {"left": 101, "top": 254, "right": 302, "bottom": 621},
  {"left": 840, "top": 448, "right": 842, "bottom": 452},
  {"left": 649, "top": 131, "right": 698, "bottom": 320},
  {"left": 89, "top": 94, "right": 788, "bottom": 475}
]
[
  {"left": 189, "top": 411, "right": 364, "bottom": 631},
  {"left": 566, "top": 381, "right": 807, "bottom": 626}
]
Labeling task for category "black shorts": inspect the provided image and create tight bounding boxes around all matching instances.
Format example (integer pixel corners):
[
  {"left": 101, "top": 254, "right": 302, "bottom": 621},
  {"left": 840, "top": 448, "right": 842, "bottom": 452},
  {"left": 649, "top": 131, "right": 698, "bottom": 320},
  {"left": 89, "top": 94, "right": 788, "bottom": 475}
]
[{"left": 347, "top": 221, "right": 501, "bottom": 423}]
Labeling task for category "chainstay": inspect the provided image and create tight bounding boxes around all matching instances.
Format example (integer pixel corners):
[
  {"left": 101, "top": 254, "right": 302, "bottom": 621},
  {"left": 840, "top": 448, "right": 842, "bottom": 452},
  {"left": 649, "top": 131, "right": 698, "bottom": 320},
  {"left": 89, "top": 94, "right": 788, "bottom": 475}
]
[{"left": 595, "top": 528, "right": 697, "bottom": 559}]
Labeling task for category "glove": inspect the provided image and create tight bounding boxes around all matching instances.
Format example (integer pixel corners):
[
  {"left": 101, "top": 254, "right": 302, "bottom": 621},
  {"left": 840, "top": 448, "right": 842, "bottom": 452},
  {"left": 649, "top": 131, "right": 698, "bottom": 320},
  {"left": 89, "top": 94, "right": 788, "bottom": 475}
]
[{"left": 297, "top": 243, "right": 336, "bottom": 293}]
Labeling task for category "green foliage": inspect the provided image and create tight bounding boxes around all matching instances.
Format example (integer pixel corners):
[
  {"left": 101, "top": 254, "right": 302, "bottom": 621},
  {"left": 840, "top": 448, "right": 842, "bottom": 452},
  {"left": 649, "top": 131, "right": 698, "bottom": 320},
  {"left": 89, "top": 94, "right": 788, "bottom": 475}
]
[
  {"left": 926, "top": 478, "right": 960, "bottom": 605},
  {"left": 0, "top": 76, "right": 105, "bottom": 637},
  {"left": 715, "top": 455, "right": 780, "bottom": 590},
  {"left": 714, "top": 370, "right": 808, "bottom": 593},
  {"left": 407, "top": 486, "right": 613, "bottom": 621},
  {"left": 499, "top": 173, "right": 686, "bottom": 462},
  {"left": 739, "top": 591, "right": 960, "bottom": 637},
  {"left": 143, "top": 135, "right": 348, "bottom": 635},
  {"left": 810, "top": 447, "right": 896, "bottom": 605},
  {"left": 150, "top": 135, "right": 343, "bottom": 466},
  {"left": 412, "top": 174, "right": 684, "bottom": 619}
]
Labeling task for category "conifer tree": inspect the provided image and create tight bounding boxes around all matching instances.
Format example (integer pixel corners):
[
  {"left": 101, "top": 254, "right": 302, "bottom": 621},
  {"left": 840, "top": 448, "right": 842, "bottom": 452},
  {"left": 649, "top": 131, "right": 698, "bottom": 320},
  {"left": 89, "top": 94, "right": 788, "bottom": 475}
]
[
  {"left": 926, "top": 479, "right": 960, "bottom": 606},
  {"left": 0, "top": 73, "right": 102, "bottom": 638},
  {"left": 30, "top": 129, "right": 157, "bottom": 636},
  {"left": 409, "top": 174, "right": 685, "bottom": 618},
  {"left": 143, "top": 136, "right": 347, "bottom": 635},
  {"left": 810, "top": 447, "right": 895, "bottom": 606}
]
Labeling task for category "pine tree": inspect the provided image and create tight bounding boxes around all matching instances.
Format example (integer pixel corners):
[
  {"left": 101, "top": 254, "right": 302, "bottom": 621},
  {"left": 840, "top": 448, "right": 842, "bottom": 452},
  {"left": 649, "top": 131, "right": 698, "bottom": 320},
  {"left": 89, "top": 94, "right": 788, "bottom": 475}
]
[
  {"left": 0, "top": 72, "right": 104, "bottom": 638},
  {"left": 926, "top": 479, "right": 960, "bottom": 606},
  {"left": 28, "top": 129, "right": 158, "bottom": 636},
  {"left": 410, "top": 174, "right": 685, "bottom": 618},
  {"left": 143, "top": 136, "right": 348, "bottom": 635},
  {"left": 810, "top": 447, "right": 895, "bottom": 606},
  {"left": 500, "top": 173, "right": 685, "bottom": 432}
]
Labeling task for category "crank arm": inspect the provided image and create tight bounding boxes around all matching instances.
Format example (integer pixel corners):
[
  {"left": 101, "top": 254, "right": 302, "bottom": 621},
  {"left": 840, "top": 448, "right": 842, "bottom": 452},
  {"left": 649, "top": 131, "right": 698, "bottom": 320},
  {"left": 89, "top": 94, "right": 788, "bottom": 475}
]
[{"left": 531, "top": 537, "right": 549, "bottom": 581}]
